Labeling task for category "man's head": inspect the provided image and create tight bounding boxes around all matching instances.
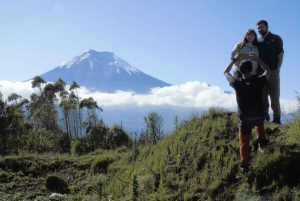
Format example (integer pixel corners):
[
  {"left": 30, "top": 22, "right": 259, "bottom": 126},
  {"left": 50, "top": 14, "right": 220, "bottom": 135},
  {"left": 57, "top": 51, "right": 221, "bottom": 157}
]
[
  {"left": 239, "top": 60, "right": 252, "bottom": 74},
  {"left": 256, "top": 20, "right": 269, "bottom": 37}
]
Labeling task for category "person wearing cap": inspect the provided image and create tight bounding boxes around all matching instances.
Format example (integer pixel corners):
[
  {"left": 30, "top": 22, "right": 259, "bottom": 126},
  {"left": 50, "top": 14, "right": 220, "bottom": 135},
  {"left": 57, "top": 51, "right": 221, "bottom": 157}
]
[{"left": 223, "top": 52, "right": 271, "bottom": 173}]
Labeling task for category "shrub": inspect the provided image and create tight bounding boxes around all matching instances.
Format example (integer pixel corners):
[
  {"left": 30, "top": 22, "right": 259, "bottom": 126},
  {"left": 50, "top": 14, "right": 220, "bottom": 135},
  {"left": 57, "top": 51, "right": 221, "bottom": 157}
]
[
  {"left": 25, "top": 165, "right": 39, "bottom": 177},
  {"left": 46, "top": 174, "right": 69, "bottom": 194},
  {"left": 0, "top": 170, "right": 9, "bottom": 182},
  {"left": 88, "top": 124, "right": 109, "bottom": 151},
  {"left": 91, "top": 155, "right": 115, "bottom": 174},
  {"left": 90, "top": 174, "right": 109, "bottom": 198},
  {"left": 107, "top": 124, "right": 131, "bottom": 149},
  {"left": 21, "top": 129, "right": 55, "bottom": 153},
  {"left": 54, "top": 131, "right": 71, "bottom": 154},
  {"left": 4, "top": 157, "right": 23, "bottom": 172},
  {"left": 144, "top": 112, "right": 164, "bottom": 144},
  {"left": 130, "top": 171, "right": 139, "bottom": 201},
  {"left": 77, "top": 144, "right": 90, "bottom": 156}
]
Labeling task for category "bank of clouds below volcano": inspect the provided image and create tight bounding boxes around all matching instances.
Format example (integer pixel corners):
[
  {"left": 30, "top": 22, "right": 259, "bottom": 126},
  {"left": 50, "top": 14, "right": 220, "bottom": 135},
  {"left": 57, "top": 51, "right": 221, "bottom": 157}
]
[{"left": 0, "top": 80, "right": 297, "bottom": 114}]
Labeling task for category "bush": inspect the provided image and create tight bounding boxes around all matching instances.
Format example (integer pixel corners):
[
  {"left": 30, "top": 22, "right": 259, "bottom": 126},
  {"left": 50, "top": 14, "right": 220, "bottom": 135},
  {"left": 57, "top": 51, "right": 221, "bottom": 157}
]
[
  {"left": 71, "top": 139, "right": 89, "bottom": 155},
  {"left": 91, "top": 155, "right": 115, "bottom": 174},
  {"left": 3, "top": 157, "right": 23, "bottom": 172},
  {"left": 107, "top": 124, "right": 131, "bottom": 149},
  {"left": 130, "top": 171, "right": 139, "bottom": 201},
  {"left": 88, "top": 124, "right": 109, "bottom": 151},
  {"left": 0, "top": 170, "right": 9, "bottom": 182},
  {"left": 21, "top": 129, "right": 55, "bottom": 153},
  {"left": 54, "top": 131, "right": 71, "bottom": 153},
  {"left": 46, "top": 174, "right": 69, "bottom": 194}
]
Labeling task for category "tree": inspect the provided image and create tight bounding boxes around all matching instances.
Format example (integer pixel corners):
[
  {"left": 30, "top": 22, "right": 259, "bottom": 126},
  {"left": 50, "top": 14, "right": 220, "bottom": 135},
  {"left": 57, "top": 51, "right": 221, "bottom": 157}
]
[
  {"left": 59, "top": 90, "right": 71, "bottom": 139},
  {"left": 88, "top": 123, "right": 109, "bottom": 151},
  {"left": 0, "top": 92, "right": 28, "bottom": 155},
  {"left": 69, "top": 81, "right": 80, "bottom": 91},
  {"left": 29, "top": 76, "right": 47, "bottom": 129},
  {"left": 69, "top": 81, "right": 82, "bottom": 138},
  {"left": 31, "top": 76, "right": 46, "bottom": 94},
  {"left": 32, "top": 82, "right": 59, "bottom": 131},
  {"left": 79, "top": 97, "right": 103, "bottom": 133},
  {"left": 0, "top": 92, "right": 11, "bottom": 155},
  {"left": 54, "top": 78, "right": 66, "bottom": 92},
  {"left": 130, "top": 171, "right": 139, "bottom": 201},
  {"left": 29, "top": 78, "right": 67, "bottom": 131},
  {"left": 7, "top": 93, "right": 22, "bottom": 103},
  {"left": 107, "top": 124, "right": 130, "bottom": 149},
  {"left": 143, "top": 112, "right": 164, "bottom": 144}
]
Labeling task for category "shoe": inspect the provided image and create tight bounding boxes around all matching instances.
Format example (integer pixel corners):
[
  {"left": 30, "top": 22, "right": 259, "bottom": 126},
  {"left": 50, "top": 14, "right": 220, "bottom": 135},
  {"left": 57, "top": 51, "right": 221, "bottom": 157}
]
[
  {"left": 258, "top": 139, "right": 268, "bottom": 153},
  {"left": 264, "top": 113, "right": 270, "bottom": 121},
  {"left": 239, "top": 165, "right": 250, "bottom": 174},
  {"left": 272, "top": 118, "right": 281, "bottom": 124}
]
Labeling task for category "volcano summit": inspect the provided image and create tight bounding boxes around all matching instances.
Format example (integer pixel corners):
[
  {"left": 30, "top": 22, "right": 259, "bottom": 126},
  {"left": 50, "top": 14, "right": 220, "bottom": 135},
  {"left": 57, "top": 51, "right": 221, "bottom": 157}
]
[{"left": 38, "top": 49, "right": 171, "bottom": 93}]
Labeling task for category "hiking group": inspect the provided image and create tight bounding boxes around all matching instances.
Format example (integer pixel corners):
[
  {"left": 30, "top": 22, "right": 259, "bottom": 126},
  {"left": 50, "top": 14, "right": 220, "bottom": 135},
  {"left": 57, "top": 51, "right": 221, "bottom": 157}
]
[{"left": 223, "top": 20, "right": 284, "bottom": 173}]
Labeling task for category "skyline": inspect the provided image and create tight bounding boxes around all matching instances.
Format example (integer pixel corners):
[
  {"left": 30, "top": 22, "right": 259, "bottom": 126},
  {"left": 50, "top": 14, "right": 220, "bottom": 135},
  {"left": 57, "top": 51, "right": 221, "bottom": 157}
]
[{"left": 1, "top": 0, "right": 299, "bottom": 102}]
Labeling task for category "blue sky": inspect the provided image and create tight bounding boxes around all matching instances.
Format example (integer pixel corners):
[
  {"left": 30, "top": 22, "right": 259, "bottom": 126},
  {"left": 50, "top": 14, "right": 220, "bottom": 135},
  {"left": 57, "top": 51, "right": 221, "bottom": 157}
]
[{"left": 0, "top": 0, "right": 299, "bottom": 102}]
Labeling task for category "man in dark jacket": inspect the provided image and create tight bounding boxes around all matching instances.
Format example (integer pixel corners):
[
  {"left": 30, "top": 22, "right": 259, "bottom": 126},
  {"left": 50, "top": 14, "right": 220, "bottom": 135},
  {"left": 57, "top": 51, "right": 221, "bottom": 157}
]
[
  {"left": 224, "top": 52, "right": 271, "bottom": 172},
  {"left": 256, "top": 20, "right": 284, "bottom": 124}
]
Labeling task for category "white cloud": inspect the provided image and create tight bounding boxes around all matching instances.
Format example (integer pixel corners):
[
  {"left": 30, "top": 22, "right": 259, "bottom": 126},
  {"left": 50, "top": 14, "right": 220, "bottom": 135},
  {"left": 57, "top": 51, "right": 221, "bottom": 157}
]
[
  {"left": 0, "top": 80, "right": 36, "bottom": 98},
  {"left": 0, "top": 80, "right": 298, "bottom": 114},
  {"left": 280, "top": 99, "right": 299, "bottom": 114},
  {"left": 75, "top": 81, "right": 237, "bottom": 110}
]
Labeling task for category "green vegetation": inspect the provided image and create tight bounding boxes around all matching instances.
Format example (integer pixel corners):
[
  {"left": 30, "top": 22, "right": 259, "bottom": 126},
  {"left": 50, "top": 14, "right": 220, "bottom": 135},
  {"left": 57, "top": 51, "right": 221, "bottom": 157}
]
[{"left": 0, "top": 79, "right": 299, "bottom": 200}]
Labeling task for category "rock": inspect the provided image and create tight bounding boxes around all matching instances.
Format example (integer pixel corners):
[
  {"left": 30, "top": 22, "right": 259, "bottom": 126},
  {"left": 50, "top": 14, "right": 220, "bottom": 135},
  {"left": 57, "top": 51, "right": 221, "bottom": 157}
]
[{"left": 49, "top": 193, "right": 66, "bottom": 198}]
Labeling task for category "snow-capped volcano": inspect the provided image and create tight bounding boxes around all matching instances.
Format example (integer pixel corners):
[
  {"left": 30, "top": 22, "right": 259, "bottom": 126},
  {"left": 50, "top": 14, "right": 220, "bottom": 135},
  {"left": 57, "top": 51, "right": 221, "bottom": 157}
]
[{"left": 38, "top": 49, "right": 171, "bottom": 93}]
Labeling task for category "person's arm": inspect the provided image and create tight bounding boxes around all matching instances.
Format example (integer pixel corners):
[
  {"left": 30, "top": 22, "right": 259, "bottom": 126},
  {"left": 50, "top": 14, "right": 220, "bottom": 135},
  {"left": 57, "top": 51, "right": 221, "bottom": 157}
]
[
  {"left": 249, "top": 52, "right": 271, "bottom": 79},
  {"left": 277, "top": 52, "right": 284, "bottom": 70},
  {"left": 224, "top": 52, "right": 241, "bottom": 81},
  {"left": 231, "top": 43, "right": 240, "bottom": 59},
  {"left": 277, "top": 36, "right": 284, "bottom": 70}
]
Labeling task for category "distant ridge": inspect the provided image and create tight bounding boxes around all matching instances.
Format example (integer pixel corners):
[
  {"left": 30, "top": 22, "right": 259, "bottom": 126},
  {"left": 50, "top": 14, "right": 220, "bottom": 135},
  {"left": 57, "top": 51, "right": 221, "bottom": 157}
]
[{"left": 37, "top": 49, "right": 171, "bottom": 93}]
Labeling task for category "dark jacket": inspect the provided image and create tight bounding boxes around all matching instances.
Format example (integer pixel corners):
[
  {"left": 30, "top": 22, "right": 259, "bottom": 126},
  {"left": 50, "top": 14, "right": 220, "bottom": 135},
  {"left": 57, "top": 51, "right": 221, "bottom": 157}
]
[{"left": 257, "top": 32, "right": 284, "bottom": 71}]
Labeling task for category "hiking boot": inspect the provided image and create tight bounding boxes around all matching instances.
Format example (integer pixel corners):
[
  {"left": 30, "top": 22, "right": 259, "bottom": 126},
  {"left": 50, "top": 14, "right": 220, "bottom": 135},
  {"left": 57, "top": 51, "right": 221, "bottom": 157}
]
[
  {"left": 272, "top": 118, "right": 281, "bottom": 124},
  {"left": 239, "top": 165, "right": 250, "bottom": 174},
  {"left": 264, "top": 113, "right": 270, "bottom": 121},
  {"left": 258, "top": 139, "right": 268, "bottom": 153}
]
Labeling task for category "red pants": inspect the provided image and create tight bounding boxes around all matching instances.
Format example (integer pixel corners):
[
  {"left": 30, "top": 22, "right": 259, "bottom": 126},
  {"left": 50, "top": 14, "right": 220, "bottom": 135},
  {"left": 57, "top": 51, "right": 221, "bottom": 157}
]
[{"left": 239, "top": 117, "right": 266, "bottom": 167}]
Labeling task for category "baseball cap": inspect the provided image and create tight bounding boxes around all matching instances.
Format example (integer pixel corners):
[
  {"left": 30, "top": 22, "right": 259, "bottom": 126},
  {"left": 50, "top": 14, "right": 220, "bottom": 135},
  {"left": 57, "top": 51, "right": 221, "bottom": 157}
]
[{"left": 239, "top": 60, "right": 252, "bottom": 74}]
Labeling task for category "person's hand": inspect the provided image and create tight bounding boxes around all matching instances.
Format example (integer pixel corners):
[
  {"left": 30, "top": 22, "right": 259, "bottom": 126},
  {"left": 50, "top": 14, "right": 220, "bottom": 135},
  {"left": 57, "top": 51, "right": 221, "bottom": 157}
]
[
  {"left": 234, "top": 52, "right": 242, "bottom": 60},
  {"left": 249, "top": 52, "right": 259, "bottom": 61}
]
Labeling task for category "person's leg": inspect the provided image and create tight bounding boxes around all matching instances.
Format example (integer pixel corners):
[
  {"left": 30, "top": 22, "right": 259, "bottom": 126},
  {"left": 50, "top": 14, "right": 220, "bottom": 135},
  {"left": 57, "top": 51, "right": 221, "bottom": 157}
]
[
  {"left": 239, "top": 129, "right": 251, "bottom": 167},
  {"left": 262, "top": 84, "right": 270, "bottom": 121},
  {"left": 255, "top": 123, "right": 266, "bottom": 141},
  {"left": 239, "top": 119, "right": 252, "bottom": 168},
  {"left": 256, "top": 125, "right": 266, "bottom": 140},
  {"left": 268, "top": 69, "right": 281, "bottom": 121},
  {"left": 255, "top": 117, "right": 268, "bottom": 151}
]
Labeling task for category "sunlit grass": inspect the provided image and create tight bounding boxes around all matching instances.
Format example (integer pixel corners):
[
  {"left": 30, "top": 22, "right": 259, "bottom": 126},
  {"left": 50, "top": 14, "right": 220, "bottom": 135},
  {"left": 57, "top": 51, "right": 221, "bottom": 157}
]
[{"left": 0, "top": 106, "right": 299, "bottom": 200}]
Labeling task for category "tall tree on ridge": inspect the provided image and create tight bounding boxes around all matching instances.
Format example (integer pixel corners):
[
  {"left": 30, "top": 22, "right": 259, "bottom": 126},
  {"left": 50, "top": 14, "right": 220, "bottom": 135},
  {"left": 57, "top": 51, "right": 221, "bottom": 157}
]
[
  {"left": 144, "top": 112, "right": 164, "bottom": 144},
  {"left": 69, "top": 81, "right": 82, "bottom": 138}
]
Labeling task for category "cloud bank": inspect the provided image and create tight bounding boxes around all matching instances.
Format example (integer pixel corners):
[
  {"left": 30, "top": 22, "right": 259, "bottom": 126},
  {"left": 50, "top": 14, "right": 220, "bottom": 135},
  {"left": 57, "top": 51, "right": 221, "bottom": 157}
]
[{"left": 0, "top": 80, "right": 298, "bottom": 114}]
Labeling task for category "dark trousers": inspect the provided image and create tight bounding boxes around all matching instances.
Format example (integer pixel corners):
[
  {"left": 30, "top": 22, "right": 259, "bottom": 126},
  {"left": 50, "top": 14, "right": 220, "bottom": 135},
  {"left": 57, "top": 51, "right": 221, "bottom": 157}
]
[{"left": 262, "top": 69, "right": 281, "bottom": 119}]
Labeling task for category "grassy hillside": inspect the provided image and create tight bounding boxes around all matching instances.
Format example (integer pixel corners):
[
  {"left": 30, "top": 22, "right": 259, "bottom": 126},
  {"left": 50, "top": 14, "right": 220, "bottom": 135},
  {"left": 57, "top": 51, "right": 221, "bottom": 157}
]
[{"left": 0, "top": 108, "right": 299, "bottom": 201}]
